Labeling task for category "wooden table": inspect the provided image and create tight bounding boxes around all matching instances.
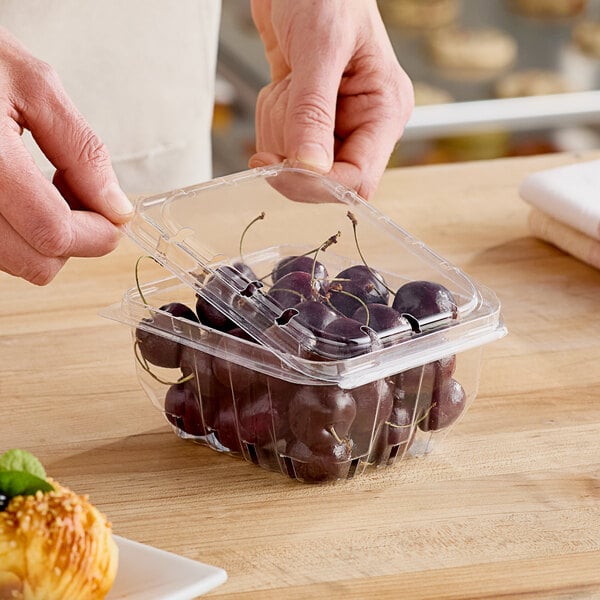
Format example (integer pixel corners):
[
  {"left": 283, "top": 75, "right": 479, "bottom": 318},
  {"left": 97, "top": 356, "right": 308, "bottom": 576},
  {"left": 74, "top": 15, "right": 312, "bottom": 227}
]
[{"left": 2, "top": 152, "right": 599, "bottom": 599}]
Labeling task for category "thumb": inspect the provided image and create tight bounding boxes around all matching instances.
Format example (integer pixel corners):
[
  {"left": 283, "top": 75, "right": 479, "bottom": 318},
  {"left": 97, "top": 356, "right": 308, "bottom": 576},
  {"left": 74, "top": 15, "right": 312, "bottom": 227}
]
[{"left": 284, "top": 59, "right": 341, "bottom": 173}]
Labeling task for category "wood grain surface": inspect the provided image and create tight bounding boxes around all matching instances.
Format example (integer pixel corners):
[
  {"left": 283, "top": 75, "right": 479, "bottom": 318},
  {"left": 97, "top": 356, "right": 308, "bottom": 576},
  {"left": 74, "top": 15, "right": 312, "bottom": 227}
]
[{"left": 1, "top": 151, "right": 599, "bottom": 599}]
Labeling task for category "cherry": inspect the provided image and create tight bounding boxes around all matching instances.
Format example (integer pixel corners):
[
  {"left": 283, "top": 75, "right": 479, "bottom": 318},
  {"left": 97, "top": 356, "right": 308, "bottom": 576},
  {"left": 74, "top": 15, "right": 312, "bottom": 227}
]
[
  {"left": 328, "top": 265, "right": 389, "bottom": 318},
  {"left": 394, "top": 362, "right": 435, "bottom": 406},
  {"left": 195, "top": 286, "right": 236, "bottom": 332},
  {"left": 350, "top": 378, "right": 394, "bottom": 456},
  {"left": 237, "top": 389, "right": 289, "bottom": 446},
  {"left": 369, "top": 393, "right": 417, "bottom": 466},
  {"left": 268, "top": 271, "right": 320, "bottom": 308},
  {"left": 232, "top": 261, "right": 258, "bottom": 282},
  {"left": 285, "top": 438, "right": 352, "bottom": 483},
  {"left": 352, "top": 304, "right": 411, "bottom": 336},
  {"left": 164, "top": 380, "right": 210, "bottom": 437},
  {"left": 194, "top": 263, "right": 262, "bottom": 332},
  {"left": 288, "top": 384, "right": 356, "bottom": 451},
  {"left": 392, "top": 280, "right": 458, "bottom": 325},
  {"left": 135, "top": 302, "right": 199, "bottom": 368},
  {"left": 316, "top": 317, "right": 379, "bottom": 359},
  {"left": 272, "top": 255, "right": 328, "bottom": 288},
  {"left": 179, "top": 346, "right": 216, "bottom": 391},
  {"left": 263, "top": 322, "right": 319, "bottom": 360},
  {"left": 386, "top": 394, "right": 418, "bottom": 446},
  {"left": 212, "top": 329, "right": 263, "bottom": 391},
  {"left": 419, "top": 377, "right": 466, "bottom": 431},
  {"left": 435, "top": 354, "right": 457, "bottom": 379},
  {"left": 290, "top": 299, "right": 339, "bottom": 334},
  {"left": 212, "top": 395, "right": 244, "bottom": 453}
]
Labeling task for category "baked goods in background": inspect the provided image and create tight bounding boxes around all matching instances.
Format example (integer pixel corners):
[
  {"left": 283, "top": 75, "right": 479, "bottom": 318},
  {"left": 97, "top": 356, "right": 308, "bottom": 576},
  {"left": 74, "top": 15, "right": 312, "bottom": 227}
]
[
  {"left": 571, "top": 21, "right": 600, "bottom": 59},
  {"left": 378, "top": 0, "right": 461, "bottom": 29},
  {"left": 508, "top": 0, "right": 588, "bottom": 18},
  {"left": 427, "top": 27, "right": 518, "bottom": 77},
  {"left": 495, "top": 69, "right": 573, "bottom": 97},
  {"left": 0, "top": 449, "right": 118, "bottom": 600},
  {"left": 413, "top": 81, "right": 455, "bottom": 105}
]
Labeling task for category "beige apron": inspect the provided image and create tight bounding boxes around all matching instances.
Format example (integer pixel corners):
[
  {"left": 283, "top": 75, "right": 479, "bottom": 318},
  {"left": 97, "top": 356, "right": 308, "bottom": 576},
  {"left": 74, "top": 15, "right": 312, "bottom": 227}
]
[{"left": 2, "top": 0, "right": 221, "bottom": 194}]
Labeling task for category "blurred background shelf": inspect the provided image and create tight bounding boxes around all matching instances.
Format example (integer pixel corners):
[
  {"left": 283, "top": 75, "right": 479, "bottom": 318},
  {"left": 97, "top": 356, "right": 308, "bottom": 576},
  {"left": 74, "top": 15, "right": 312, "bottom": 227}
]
[{"left": 212, "top": 0, "right": 600, "bottom": 176}]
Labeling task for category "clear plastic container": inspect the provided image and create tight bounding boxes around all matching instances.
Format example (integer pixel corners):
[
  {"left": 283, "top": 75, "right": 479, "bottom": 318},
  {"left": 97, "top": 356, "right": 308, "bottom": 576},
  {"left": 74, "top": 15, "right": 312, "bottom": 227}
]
[{"left": 102, "top": 164, "right": 506, "bottom": 483}]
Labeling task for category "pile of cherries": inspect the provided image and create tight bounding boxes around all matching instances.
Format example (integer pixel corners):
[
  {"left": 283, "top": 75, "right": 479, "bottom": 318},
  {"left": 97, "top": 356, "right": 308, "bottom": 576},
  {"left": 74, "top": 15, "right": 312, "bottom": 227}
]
[{"left": 135, "top": 215, "right": 467, "bottom": 483}]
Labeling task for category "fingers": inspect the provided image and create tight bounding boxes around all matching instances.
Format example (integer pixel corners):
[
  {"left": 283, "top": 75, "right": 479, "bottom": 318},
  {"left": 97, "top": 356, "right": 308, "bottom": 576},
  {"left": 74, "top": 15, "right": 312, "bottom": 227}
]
[
  {"left": 0, "top": 213, "right": 67, "bottom": 285},
  {"left": 12, "top": 52, "right": 133, "bottom": 224},
  {"left": 0, "top": 129, "right": 122, "bottom": 282}
]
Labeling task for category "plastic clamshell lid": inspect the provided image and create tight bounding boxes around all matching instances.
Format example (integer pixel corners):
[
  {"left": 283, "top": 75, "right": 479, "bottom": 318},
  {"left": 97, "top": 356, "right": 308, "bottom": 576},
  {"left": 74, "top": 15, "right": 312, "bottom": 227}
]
[{"left": 122, "top": 164, "right": 506, "bottom": 388}]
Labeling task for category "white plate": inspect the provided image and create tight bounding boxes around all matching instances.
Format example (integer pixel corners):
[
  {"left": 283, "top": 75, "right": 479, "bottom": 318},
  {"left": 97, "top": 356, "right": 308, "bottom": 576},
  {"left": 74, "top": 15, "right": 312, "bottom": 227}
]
[{"left": 107, "top": 535, "right": 227, "bottom": 599}]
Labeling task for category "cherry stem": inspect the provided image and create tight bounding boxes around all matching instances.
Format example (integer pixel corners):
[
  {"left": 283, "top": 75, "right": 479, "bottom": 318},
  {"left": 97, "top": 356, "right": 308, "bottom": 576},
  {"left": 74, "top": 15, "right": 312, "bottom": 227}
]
[
  {"left": 326, "top": 283, "right": 371, "bottom": 327},
  {"left": 346, "top": 211, "right": 394, "bottom": 295},
  {"left": 134, "top": 341, "right": 193, "bottom": 386},
  {"left": 260, "top": 231, "right": 341, "bottom": 283},
  {"left": 311, "top": 231, "right": 340, "bottom": 284},
  {"left": 385, "top": 402, "right": 436, "bottom": 429},
  {"left": 271, "top": 287, "right": 311, "bottom": 302},
  {"left": 135, "top": 255, "right": 163, "bottom": 315},
  {"left": 239, "top": 212, "right": 265, "bottom": 263},
  {"left": 327, "top": 424, "right": 343, "bottom": 444}
]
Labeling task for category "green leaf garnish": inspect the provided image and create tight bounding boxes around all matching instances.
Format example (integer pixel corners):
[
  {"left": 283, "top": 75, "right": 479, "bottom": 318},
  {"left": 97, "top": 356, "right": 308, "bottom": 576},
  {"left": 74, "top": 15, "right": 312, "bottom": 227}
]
[
  {"left": 0, "top": 449, "right": 54, "bottom": 501},
  {"left": 0, "top": 449, "right": 47, "bottom": 480},
  {"left": 0, "top": 471, "right": 54, "bottom": 498}
]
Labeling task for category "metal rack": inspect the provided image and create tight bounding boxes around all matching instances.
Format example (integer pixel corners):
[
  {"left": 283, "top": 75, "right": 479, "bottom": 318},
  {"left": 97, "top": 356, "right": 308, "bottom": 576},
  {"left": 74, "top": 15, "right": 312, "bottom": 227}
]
[{"left": 213, "top": 0, "right": 600, "bottom": 175}]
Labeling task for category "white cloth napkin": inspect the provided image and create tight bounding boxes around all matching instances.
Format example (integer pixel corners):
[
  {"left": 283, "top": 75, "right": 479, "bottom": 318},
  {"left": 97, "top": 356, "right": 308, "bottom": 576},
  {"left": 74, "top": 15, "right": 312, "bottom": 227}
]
[
  {"left": 519, "top": 159, "right": 600, "bottom": 269},
  {"left": 519, "top": 159, "right": 600, "bottom": 241},
  {"left": 528, "top": 207, "right": 600, "bottom": 270}
]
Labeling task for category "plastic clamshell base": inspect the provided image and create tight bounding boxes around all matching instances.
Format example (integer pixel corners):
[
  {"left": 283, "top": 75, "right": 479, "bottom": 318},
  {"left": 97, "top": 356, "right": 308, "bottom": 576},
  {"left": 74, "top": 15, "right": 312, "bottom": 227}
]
[{"left": 101, "top": 164, "right": 508, "bottom": 483}]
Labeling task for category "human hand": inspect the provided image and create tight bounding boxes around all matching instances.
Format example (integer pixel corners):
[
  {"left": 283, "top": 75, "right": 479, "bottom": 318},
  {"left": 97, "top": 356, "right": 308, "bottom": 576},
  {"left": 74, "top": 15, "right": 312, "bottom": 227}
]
[
  {"left": 249, "top": 0, "right": 414, "bottom": 200},
  {"left": 0, "top": 27, "right": 133, "bottom": 285}
]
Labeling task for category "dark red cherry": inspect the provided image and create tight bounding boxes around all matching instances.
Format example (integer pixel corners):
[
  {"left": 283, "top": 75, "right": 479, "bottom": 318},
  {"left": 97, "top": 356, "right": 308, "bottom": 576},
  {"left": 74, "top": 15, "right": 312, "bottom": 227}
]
[
  {"left": 272, "top": 255, "right": 328, "bottom": 289},
  {"left": 393, "top": 363, "right": 435, "bottom": 407},
  {"left": 315, "top": 317, "right": 379, "bottom": 359},
  {"left": 435, "top": 354, "right": 456, "bottom": 379},
  {"left": 135, "top": 302, "right": 198, "bottom": 368},
  {"left": 268, "top": 271, "right": 319, "bottom": 308},
  {"left": 328, "top": 265, "right": 389, "bottom": 318},
  {"left": 232, "top": 261, "right": 258, "bottom": 282},
  {"left": 288, "top": 385, "right": 356, "bottom": 450},
  {"left": 291, "top": 299, "right": 339, "bottom": 334},
  {"left": 212, "top": 395, "right": 243, "bottom": 453},
  {"left": 237, "top": 389, "right": 289, "bottom": 446},
  {"left": 285, "top": 438, "right": 352, "bottom": 483},
  {"left": 212, "top": 329, "right": 262, "bottom": 392},
  {"left": 419, "top": 377, "right": 466, "bottom": 431},
  {"left": 369, "top": 393, "right": 417, "bottom": 466},
  {"left": 350, "top": 378, "right": 394, "bottom": 455},
  {"left": 352, "top": 304, "right": 411, "bottom": 335},
  {"left": 392, "top": 280, "right": 458, "bottom": 325},
  {"left": 164, "top": 380, "right": 210, "bottom": 437}
]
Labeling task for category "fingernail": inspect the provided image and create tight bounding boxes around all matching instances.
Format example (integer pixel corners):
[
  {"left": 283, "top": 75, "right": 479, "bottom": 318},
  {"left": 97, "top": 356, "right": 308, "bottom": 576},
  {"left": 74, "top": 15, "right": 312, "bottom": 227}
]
[
  {"left": 295, "top": 143, "right": 332, "bottom": 171},
  {"left": 105, "top": 183, "right": 134, "bottom": 216}
]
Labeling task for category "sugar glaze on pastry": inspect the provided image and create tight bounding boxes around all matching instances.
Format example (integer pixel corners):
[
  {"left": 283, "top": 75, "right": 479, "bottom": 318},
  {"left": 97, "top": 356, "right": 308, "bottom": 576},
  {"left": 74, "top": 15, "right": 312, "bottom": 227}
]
[{"left": 0, "top": 480, "right": 118, "bottom": 600}]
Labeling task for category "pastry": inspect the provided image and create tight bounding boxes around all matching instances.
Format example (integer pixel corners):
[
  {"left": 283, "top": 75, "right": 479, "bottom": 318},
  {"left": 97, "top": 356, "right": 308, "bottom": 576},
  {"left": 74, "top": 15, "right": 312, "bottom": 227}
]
[
  {"left": 508, "top": 0, "right": 587, "bottom": 18},
  {"left": 428, "top": 27, "right": 517, "bottom": 75},
  {"left": 572, "top": 21, "right": 600, "bottom": 59},
  {"left": 413, "top": 81, "right": 454, "bottom": 105},
  {"left": 378, "top": 0, "right": 460, "bottom": 29},
  {"left": 495, "top": 69, "right": 573, "bottom": 97},
  {"left": 0, "top": 450, "right": 118, "bottom": 600}
]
